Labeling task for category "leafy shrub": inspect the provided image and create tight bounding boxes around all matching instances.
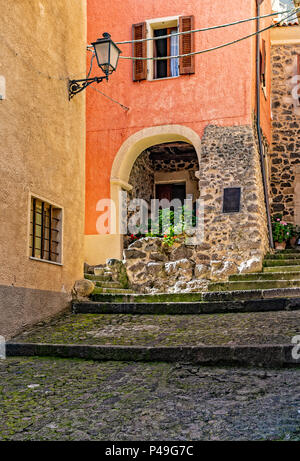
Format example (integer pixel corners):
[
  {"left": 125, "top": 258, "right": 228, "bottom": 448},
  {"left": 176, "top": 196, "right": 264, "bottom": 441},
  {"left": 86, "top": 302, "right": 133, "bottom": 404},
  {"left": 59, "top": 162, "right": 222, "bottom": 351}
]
[{"left": 272, "top": 215, "right": 294, "bottom": 243}]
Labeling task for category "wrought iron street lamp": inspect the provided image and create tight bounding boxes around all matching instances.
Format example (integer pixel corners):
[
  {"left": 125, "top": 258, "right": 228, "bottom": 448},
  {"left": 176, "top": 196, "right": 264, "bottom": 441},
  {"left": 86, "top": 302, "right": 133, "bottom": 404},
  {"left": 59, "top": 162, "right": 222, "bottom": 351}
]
[{"left": 69, "top": 33, "right": 122, "bottom": 100}]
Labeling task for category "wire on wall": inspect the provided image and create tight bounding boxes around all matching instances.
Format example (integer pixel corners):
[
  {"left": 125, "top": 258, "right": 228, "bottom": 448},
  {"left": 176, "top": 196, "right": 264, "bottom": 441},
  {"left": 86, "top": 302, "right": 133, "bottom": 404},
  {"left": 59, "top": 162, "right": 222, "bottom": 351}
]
[{"left": 117, "top": 8, "right": 299, "bottom": 61}]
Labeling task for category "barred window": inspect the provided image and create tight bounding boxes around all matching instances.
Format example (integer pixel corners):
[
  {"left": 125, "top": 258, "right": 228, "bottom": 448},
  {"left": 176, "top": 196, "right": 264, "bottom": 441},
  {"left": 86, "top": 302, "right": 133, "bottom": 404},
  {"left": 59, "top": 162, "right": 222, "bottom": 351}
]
[{"left": 30, "top": 197, "right": 62, "bottom": 263}]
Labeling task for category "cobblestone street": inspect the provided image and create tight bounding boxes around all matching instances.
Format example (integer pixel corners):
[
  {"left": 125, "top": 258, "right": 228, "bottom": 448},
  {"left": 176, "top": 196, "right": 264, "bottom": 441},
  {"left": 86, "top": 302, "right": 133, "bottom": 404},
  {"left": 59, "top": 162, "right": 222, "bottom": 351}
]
[{"left": 0, "top": 357, "right": 299, "bottom": 441}]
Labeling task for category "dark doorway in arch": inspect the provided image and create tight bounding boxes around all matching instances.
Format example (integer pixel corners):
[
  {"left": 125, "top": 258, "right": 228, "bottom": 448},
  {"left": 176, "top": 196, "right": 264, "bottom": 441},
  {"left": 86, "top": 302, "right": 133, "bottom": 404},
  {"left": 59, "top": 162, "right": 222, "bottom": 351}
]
[
  {"left": 156, "top": 183, "right": 186, "bottom": 205},
  {"left": 124, "top": 141, "right": 199, "bottom": 248}
]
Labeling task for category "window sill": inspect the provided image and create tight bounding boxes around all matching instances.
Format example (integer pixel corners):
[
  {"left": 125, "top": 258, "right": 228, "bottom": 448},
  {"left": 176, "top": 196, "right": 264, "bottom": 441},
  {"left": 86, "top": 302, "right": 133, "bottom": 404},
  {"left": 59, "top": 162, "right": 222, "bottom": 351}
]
[
  {"left": 148, "top": 75, "right": 180, "bottom": 82},
  {"left": 29, "top": 256, "right": 63, "bottom": 266}
]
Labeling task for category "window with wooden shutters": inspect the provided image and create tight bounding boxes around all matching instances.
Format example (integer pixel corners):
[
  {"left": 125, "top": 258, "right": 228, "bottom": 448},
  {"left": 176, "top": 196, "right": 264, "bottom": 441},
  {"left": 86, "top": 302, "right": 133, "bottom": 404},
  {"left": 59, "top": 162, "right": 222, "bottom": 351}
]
[
  {"left": 179, "top": 15, "right": 195, "bottom": 75},
  {"left": 132, "top": 22, "right": 147, "bottom": 81}
]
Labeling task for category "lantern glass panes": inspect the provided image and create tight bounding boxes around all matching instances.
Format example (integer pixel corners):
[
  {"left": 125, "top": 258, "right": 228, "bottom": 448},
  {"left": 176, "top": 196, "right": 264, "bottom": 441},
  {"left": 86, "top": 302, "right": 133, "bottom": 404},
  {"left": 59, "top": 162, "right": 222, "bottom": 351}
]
[{"left": 92, "top": 33, "right": 121, "bottom": 76}]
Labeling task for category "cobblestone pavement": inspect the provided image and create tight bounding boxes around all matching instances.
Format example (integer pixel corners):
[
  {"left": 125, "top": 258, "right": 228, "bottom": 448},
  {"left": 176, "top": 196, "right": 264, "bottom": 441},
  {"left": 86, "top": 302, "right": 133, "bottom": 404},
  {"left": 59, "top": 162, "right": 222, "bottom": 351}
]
[
  {"left": 0, "top": 357, "right": 299, "bottom": 441},
  {"left": 13, "top": 311, "right": 300, "bottom": 346}
]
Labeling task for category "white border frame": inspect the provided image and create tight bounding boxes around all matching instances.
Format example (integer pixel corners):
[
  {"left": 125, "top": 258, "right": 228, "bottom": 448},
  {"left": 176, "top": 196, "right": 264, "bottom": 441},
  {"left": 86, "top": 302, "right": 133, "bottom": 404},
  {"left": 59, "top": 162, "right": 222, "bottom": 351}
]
[{"left": 146, "top": 15, "right": 179, "bottom": 81}]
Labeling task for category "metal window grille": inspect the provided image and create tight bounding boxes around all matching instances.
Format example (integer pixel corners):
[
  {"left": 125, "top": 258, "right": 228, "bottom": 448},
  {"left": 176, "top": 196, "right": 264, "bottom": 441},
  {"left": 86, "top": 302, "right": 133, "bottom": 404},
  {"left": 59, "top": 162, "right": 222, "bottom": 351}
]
[{"left": 30, "top": 198, "right": 62, "bottom": 263}]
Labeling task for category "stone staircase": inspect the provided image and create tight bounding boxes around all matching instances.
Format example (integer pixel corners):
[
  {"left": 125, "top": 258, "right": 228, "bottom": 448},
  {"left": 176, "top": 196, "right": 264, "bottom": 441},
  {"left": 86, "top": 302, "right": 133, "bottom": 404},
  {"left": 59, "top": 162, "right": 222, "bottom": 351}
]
[
  {"left": 208, "top": 250, "right": 300, "bottom": 292},
  {"left": 75, "top": 249, "right": 300, "bottom": 318},
  {"left": 83, "top": 249, "right": 300, "bottom": 302},
  {"left": 7, "top": 249, "right": 300, "bottom": 368}
]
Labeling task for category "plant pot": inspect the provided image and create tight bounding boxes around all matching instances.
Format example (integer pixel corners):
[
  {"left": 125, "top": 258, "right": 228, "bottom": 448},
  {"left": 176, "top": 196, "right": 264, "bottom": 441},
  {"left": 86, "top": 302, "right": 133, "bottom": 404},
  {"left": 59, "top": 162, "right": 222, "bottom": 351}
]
[
  {"left": 290, "top": 236, "right": 297, "bottom": 247},
  {"left": 275, "top": 241, "right": 286, "bottom": 250}
]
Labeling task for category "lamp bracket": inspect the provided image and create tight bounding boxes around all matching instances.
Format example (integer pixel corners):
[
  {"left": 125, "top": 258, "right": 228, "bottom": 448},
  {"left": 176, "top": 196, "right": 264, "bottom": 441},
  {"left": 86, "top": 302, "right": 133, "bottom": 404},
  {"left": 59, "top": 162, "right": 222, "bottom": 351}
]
[{"left": 69, "top": 75, "right": 108, "bottom": 100}]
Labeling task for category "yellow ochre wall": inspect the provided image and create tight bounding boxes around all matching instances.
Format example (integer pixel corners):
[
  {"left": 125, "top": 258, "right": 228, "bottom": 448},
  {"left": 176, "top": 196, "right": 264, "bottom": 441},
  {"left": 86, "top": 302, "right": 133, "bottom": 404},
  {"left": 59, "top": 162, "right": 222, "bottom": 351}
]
[{"left": 0, "top": 0, "right": 87, "bottom": 338}]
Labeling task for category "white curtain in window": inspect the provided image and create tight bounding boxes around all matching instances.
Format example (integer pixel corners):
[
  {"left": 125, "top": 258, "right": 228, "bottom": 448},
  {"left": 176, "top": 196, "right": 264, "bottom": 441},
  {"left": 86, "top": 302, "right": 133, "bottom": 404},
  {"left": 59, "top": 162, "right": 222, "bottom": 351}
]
[
  {"left": 272, "top": 0, "right": 299, "bottom": 24},
  {"left": 170, "top": 30, "right": 179, "bottom": 77}
]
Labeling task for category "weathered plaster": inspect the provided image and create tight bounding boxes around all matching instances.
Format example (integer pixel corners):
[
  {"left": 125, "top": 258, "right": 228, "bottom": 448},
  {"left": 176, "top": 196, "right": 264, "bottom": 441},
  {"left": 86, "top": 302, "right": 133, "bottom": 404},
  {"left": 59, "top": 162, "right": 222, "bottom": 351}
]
[{"left": 0, "top": 0, "right": 87, "bottom": 337}]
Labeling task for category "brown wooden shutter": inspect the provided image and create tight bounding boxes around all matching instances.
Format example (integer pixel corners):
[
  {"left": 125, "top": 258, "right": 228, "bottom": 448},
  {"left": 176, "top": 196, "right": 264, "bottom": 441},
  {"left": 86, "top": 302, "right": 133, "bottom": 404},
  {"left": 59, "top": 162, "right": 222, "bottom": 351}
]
[
  {"left": 179, "top": 15, "right": 195, "bottom": 75},
  {"left": 132, "top": 22, "right": 147, "bottom": 81}
]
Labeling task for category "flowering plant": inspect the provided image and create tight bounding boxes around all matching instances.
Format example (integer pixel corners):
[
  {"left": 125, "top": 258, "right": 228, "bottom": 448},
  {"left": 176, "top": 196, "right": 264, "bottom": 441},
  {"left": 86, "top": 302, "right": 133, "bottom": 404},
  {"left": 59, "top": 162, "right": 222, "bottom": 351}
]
[
  {"left": 127, "top": 206, "right": 197, "bottom": 247},
  {"left": 127, "top": 233, "right": 142, "bottom": 245},
  {"left": 272, "top": 215, "right": 293, "bottom": 243}
]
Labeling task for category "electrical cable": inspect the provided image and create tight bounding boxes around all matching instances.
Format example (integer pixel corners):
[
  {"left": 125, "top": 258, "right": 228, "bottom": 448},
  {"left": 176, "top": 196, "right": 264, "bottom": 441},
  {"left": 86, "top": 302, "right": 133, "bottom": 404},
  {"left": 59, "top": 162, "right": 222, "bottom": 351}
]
[
  {"left": 86, "top": 52, "right": 96, "bottom": 78},
  {"left": 113, "top": 7, "right": 296, "bottom": 45},
  {"left": 87, "top": 8, "right": 298, "bottom": 111},
  {"left": 118, "top": 8, "right": 299, "bottom": 61},
  {"left": 89, "top": 85, "right": 130, "bottom": 111}
]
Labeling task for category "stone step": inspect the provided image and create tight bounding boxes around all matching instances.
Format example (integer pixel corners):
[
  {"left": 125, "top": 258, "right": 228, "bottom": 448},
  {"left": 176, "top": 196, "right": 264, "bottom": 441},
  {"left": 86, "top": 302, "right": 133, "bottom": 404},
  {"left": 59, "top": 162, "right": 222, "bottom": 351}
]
[
  {"left": 6, "top": 343, "right": 298, "bottom": 368},
  {"left": 263, "top": 265, "right": 300, "bottom": 273},
  {"left": 90, "top": 287, "right": 300, "bottom": 303},
  {"left": 273, "top": 249, "right": 300, "bottom": 254},
  {"left": 84, "top": 274, "right": 113, "bottom": 282},
  {"left": 208, "top": 280, "right": 300, "bottom": 292},
  {"left": 229, "top": 271, "right": 300, "bottom": 281},
  {"left": 265, "top": 253, "right": 300, "bottom": 260},
  {"left": 90, "top": 292, "right": 204, "bottom": 303},
  {"left": 94, "top": 268, "right": 113, "bottom": 277},
  {"left": 8, "top": 310, "right": 300, "bottom": 367},
  {"left": 73, "top": 297, "right": 300, "bottom": 315},
  {"left": 263, "top": 259, "right": 300, "bottom": 267},
  {"left": 92, "top": 287, "right": 135, "bottom": 294},
  {"left": 94, "top": 281, "right": 123, "bottom": 289}
]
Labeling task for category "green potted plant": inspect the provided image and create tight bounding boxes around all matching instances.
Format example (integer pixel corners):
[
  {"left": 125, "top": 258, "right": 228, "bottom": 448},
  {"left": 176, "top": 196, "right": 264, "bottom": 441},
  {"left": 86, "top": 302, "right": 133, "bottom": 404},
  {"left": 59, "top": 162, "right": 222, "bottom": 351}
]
[{"left": 272, "top": 216, "right": 293, "bottom": 250}]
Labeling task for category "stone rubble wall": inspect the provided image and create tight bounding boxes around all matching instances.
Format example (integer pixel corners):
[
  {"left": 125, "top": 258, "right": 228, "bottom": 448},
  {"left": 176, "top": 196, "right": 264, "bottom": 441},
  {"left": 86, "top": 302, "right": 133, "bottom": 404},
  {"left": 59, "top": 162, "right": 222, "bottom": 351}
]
[
  {"left": 128, "top": 151, "right": 155, "bottom": 204},
  {"left": 152, "top": 157, "right": 199, "bottom": 172},
  {"left": 270, "top": 44, "right": 300, "bottom": 223},
  {"left": 124, "top": 237, "right": 208, "bottom": 293},
  {"left": 195, "top": 125, "right": 269, "bottom": 277}
]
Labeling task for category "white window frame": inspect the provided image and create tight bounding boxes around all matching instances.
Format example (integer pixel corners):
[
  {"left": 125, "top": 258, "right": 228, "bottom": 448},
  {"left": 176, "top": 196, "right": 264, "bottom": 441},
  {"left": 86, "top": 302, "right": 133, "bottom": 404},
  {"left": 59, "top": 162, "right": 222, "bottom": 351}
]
[{"left": 146, "top": 16, "right": 179, "bottom": 81}]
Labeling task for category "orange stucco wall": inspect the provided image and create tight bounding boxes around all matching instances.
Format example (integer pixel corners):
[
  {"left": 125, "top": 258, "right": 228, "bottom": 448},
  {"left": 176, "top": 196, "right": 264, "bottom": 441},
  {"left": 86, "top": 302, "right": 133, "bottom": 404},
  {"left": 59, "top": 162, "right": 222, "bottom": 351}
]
[
  {"left": 86, "top": 0, "right": 271, "bottom": 235},
  {"left": 250, "top": 0, "right": 272, "bottom": 144}
]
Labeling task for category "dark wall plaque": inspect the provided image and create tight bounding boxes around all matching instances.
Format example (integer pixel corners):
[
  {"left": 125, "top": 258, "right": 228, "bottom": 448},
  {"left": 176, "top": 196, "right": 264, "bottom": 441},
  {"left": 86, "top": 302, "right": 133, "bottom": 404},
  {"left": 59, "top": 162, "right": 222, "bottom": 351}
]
[{"left": 222, "top": 187, "right": 241, "bottom": 213}]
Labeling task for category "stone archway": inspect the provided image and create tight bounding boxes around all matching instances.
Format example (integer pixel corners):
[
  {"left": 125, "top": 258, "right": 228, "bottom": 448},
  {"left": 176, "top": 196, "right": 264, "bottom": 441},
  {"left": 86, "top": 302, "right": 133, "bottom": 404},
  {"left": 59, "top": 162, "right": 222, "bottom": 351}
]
[
  {"left": 110, "top": 125, "right": 202, "bottom": 259},
  {"left": 111, "top": 125, "right": 202, "bottom": 186}
]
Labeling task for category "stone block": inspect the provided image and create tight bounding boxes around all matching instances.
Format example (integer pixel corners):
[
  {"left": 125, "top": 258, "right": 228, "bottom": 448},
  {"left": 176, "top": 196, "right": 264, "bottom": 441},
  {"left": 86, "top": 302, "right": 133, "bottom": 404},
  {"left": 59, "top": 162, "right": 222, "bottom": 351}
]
[
  {"left": 211, "top": 261, "right": 237, "bottom": 281},
  {"left": 128, "top": 239, "right": 143, "bottom": 249},
  {"left": 147, "top": 262, "right": 165, "bottom": 277},
  {"left": 124, "top": 249, "right": 147, "bottom": 260},
  {"left": 149, "top": 252, "right": 167, "bottom": 262},
  {"left": 169, "top": 245, "right": 191, "bottom": 261},
  {"left": 195, "top": 264, "right": 211, "bottom": 279},
  {"left": 73, "top": 279, "right": 95, "bottom": 298}
]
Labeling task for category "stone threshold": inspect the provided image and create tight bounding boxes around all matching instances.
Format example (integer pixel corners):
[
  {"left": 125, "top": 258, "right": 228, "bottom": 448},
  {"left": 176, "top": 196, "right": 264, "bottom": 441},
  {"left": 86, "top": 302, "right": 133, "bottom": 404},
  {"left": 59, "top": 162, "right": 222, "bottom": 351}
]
[
  {"left": 6, "top": 343, "right": 300, "bottom": 368},
  {"left": 73, "top": 297, "right": 300, "bottom": 315}
]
